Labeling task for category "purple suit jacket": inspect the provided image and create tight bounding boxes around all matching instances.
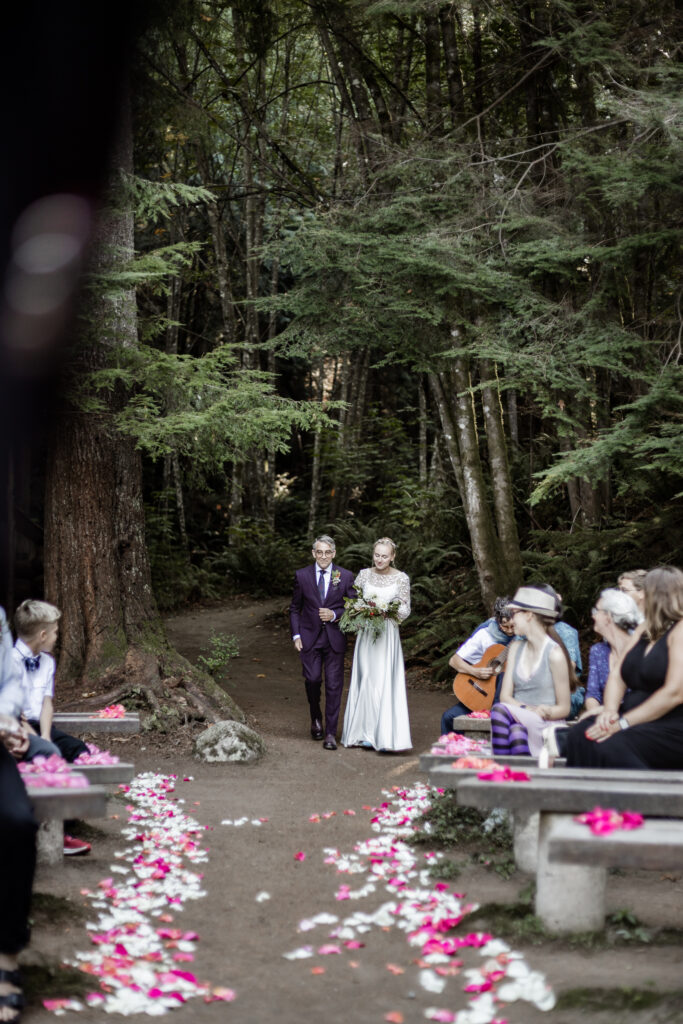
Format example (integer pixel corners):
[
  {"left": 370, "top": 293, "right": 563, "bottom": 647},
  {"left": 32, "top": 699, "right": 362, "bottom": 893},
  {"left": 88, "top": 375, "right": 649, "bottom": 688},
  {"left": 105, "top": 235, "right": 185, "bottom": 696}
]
[{"left": 289, "top": 564, "right": 356, "bottom": 653}]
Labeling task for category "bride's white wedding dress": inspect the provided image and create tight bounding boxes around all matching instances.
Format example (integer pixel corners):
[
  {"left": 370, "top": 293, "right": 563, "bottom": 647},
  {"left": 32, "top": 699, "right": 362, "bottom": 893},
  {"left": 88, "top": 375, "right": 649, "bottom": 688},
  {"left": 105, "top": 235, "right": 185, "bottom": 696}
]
[{"left": 341, "top": 568, "right": 412, "bottom": 751}]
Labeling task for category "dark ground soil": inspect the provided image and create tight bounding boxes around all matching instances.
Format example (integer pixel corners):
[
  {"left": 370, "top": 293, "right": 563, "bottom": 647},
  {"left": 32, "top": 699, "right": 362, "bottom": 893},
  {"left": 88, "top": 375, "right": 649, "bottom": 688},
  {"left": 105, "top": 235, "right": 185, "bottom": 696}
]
[{"left": 21, "top": 597, "right": 683, "bottom": 1023}]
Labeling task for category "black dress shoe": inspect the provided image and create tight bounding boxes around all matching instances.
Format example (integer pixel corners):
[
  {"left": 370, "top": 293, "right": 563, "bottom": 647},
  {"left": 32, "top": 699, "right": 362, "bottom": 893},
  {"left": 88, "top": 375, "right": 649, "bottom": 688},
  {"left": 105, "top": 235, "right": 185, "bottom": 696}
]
[
  {"left": 323, "top": 735, "right": 337, "bottom": 750},
  {"left": 310, "top": 719, "right": 323, "bottom": 740}
]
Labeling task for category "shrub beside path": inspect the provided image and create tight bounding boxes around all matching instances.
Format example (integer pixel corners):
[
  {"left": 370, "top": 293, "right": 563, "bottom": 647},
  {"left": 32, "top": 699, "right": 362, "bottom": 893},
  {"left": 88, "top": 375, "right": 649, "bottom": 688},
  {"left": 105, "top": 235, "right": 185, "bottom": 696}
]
[{"left": 25, "top": 598, "right": 683, "bottom": 1023}]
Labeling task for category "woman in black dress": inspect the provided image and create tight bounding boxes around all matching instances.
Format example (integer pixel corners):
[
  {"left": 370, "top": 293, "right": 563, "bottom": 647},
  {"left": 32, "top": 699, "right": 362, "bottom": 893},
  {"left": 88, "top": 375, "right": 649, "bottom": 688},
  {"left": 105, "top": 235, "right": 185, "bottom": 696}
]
[{"left": 565, "top": 566, "right": 683, "bottom": 770}]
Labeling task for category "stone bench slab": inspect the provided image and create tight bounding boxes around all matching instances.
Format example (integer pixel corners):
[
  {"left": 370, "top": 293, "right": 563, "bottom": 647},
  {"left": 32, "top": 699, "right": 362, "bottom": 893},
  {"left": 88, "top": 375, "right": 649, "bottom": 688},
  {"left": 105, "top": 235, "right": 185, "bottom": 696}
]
[
  {"left": 429, "top": 764, "right": 683, "bottom": 793},
  {"left": 28, "top": 783, "right": 108, "bottom": 822},
  {"left": 28, "top": 782, "right": 109, "bottom": 867},
  {"left": 420, "top": 752, "right": 567, "bottom": 773},
  {"left": 73, "top": 762, "right": 135, "bottom": 784},
  {"left": 453, "top": 775, "right": 683, "bottom": 816},
  {"left": 53, "top": 712, "right": 140, "bottom": 735},
  {"left": 450, "top": 776, "right": 683, "bottom": 934},
  {"left": 448, "top": 716, "right": 492, "bottom": 734},
  {"left": 547, "top": 818, "right": 683, "bottom": 872}
]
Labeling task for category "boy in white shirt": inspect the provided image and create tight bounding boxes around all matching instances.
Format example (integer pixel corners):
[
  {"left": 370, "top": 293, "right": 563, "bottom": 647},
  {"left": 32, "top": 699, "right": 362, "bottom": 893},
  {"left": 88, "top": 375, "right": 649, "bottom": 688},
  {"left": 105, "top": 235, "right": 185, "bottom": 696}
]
[
  {"left": 13, "top": 600, "right": 91, "bottom": 855},
  {"left": 13, "top": 600, "right": 88, "bottom": 764}
]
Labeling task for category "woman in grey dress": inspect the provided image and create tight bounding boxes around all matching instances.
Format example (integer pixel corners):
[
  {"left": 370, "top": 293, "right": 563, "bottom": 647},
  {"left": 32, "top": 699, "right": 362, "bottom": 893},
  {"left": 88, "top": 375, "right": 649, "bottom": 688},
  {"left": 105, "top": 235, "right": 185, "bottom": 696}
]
[{"left": 490, "top": 585, "right": 574, "bottom": 756}]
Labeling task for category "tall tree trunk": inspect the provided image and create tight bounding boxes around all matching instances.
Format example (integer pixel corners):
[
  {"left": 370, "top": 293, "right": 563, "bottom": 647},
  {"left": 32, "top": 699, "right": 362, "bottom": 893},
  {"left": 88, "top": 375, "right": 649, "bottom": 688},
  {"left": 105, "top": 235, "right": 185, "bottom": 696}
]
[
  {"left": 429, "top": 364, "right": 504, "bottom": 608},
  {"left": 44, "top": 106, "right": 160, "bottom": 683},
  {"left": 440, "top": 4, "right": 465, "bottom": 127},
  {"left": 423, "top": 8, "right": 443, "bottom": 135},
  {"left": 418, "top": 377, "right": 428, "bottom": 483},
  {"left": 450, "top": 358, "right": 502, "bottom": 606},
  {"left": 428, "top": 372, "right": 465, "bottom": 496},
  {"left": 480, "top": 359, "right": 522, "bottom": 590},
  {"left": 506, "top": 387, "right": 519, "bottom": 449}
]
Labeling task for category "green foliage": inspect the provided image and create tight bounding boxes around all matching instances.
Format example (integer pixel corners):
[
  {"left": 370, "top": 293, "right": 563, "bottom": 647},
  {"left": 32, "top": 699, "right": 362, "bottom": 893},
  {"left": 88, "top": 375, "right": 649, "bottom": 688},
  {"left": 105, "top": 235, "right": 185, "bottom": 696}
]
[
  {"left": 410, "top": 792, "right": 513, "bottom": 865},
  {"left": 607, "top": 909, "right": 652, "bottom": 944},
  {"left": 145, "top": 496, "right": 230, "bottom": 610},
  {"left": 221, "top": 520, "right": 302, "bottom": 595},
  {"left": 89, "top": 344, "right": 328, "bottom": 479},
  {"left": 197, "top": 630, "right": 240, "bottom": 678},
  {"left": 129, "top": 0, "right": 682, "bottom": 621}
]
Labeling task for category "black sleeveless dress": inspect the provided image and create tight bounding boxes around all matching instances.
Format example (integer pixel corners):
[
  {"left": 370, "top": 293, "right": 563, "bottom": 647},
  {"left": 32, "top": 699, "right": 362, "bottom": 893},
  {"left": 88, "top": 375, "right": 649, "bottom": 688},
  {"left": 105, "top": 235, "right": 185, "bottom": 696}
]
[{"left": 565, "top": 626, "right": 683, "bottom": 770}]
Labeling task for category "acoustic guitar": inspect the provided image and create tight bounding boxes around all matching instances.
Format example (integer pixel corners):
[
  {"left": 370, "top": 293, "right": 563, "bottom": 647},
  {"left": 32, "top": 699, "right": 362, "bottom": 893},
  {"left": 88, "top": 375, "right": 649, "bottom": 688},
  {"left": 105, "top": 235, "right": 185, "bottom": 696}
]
[{"left": 451, "top": 643, "right": 510, "bottom": 712}]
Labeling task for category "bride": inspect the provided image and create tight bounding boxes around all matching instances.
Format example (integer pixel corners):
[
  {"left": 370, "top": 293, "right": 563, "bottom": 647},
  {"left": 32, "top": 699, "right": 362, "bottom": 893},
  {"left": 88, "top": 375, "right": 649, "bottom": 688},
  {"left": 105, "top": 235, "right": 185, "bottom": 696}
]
[{"left": 341, "top": 537, "right": 412, "bottom": 752}]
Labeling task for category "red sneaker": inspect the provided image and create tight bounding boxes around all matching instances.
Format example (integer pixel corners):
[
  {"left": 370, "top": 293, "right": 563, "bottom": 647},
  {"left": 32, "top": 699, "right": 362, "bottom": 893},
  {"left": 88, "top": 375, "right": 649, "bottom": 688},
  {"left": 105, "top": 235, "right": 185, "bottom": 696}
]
[{"left": 63, "top": 834, "right": 91, "bottom": 856}]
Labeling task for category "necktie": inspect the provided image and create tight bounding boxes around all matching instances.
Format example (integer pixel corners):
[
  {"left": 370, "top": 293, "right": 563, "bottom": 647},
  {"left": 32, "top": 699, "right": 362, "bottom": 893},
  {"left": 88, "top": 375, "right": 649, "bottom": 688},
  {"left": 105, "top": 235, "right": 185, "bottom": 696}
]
[
  {"left": 24, "top": 654, "right": 41, "bottom": 672},
  {"left": 318, "top": 570, "right": 326, "bottom": 600}
]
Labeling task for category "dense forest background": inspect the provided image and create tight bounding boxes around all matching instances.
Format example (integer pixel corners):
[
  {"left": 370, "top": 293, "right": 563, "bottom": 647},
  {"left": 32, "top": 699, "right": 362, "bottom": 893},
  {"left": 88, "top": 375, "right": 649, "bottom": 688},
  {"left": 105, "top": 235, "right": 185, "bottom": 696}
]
[{"left": 6, "top": 0, "right": 682, "bottom": 688}]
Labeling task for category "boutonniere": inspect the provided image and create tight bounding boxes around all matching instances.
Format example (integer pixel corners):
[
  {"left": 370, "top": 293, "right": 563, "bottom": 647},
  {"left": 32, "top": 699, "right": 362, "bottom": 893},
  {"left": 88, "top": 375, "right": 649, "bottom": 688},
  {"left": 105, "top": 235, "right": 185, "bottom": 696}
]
[{"left": 331, "top": 569, "right": 341, "bottom": 587}]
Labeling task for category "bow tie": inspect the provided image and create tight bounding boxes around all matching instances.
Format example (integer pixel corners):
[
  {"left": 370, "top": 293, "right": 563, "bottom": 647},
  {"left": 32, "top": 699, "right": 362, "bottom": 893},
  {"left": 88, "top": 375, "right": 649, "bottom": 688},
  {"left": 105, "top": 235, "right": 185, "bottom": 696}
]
[{"left": 24, "top": 654, "right": 41, "bottom": 672}]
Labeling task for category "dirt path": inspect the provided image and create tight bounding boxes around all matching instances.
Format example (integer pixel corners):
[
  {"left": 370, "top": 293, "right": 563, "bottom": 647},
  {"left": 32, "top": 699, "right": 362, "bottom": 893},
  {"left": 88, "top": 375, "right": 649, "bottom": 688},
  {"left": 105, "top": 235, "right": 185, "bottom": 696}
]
[{"left": 25, "top": 599, "right": 683, "bottom": 1023}]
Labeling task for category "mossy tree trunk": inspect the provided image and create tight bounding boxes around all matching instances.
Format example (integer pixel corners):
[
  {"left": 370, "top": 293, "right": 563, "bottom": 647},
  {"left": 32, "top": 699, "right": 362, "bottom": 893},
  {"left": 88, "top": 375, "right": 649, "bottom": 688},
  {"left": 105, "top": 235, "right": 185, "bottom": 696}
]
[
  {"left": 44, "top": 98, "right": 159, "bottom": 685},
  {"left": 42, "top": 97, "right": 244, "bottom": 727}
]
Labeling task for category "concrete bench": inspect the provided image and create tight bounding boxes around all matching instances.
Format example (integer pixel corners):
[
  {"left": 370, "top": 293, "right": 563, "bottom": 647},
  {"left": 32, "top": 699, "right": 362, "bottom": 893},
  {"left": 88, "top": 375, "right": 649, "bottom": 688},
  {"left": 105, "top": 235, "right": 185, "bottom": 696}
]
[
  {"left": 53, "top": 711, "right": 141, "bottom": 735},
  {"left": 420, "top": 752, "right": 567, "bottom": 773},
  {"left": 547, "top": 817, "right": 683, "bottom": 872},
  {"left": 27, "top": 780, "right": 109, "bottom": 866},
  {"left": 429, "top": 763, "right": 683, "bottom": 870},
  {"left": 451, "top": 774, "right": 683, "bottom": 933},
  {"left": 447, "top": 716, "right": 492, "bottom": 739},
  {"left": 73, "top": 762, "right": 135, "bottom": 785}
]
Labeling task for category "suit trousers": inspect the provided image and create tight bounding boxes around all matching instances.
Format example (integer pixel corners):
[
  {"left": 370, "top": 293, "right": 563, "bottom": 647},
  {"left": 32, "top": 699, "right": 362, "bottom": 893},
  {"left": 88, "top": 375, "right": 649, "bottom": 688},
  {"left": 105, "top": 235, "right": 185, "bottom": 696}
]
[
  {"left": 301, "top": 628, "right": 345, "bottom": 737},
  {"left": 0, "top": 743, "right": 37, "bottom": 954}
]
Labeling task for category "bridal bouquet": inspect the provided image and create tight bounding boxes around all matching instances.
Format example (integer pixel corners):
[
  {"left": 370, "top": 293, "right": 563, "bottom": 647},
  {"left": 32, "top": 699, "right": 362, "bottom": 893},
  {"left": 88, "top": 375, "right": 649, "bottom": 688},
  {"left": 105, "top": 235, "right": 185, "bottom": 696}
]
[{"left": 339, "top": 596, "right": 401, "bottom": 642}]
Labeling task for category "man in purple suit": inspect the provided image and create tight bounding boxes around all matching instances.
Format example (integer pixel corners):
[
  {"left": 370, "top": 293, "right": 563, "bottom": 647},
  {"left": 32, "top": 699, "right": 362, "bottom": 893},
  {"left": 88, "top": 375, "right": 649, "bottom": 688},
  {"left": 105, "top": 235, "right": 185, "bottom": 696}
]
[{"left": 289, "top": 535, "right": 356, "bottom": 750}]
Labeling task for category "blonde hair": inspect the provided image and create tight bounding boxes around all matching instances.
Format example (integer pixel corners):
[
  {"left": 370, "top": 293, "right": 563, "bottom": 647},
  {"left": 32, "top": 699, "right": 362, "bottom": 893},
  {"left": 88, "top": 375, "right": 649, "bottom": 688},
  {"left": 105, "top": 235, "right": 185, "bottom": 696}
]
[
  {"left": 618, "top": 569, "right": 647, "bottom": 592},
  {"left": 14, "top": 599, "right": 61, "bottom": 640},
  {"left": 644, "top": 566, "right": 683, "bottom": 642},
  {"left": 373, "top": 536, "right": 396, "bottom": 560}
]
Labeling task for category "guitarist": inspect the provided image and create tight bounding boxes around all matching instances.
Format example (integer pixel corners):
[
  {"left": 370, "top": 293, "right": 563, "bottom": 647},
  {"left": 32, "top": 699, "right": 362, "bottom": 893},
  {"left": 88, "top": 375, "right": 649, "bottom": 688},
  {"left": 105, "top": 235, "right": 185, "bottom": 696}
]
[{"left": 440, "top": 597, "right": 515, "bottom": 735}]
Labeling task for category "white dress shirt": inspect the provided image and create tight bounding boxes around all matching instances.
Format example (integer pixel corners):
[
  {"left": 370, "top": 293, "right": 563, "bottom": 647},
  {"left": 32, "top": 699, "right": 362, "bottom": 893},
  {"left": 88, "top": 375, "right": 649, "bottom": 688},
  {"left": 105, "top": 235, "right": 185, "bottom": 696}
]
[{"left": 13, "top": 637, "right": 56, "bottom": 721}]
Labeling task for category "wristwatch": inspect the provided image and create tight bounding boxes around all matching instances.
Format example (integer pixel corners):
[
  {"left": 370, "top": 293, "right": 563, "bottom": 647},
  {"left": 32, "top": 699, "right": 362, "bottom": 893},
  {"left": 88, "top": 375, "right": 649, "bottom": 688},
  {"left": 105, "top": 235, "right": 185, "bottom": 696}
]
[{"left": 618, "top": 716, "right": 630, "bottom": 730}]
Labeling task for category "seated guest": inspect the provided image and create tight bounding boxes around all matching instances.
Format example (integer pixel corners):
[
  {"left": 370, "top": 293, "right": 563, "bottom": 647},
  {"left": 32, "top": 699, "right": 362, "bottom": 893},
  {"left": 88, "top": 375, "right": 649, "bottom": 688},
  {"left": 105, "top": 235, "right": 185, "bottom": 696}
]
[
  {"left": 617, "top": 569, "right": 647, "bottom": 613},
  {"left": 13, "top": 600, "right": 91, "bottom": 856},
  {"left": 583, "top": 589, "right": 643, "bottom": 715},
  {"left": 565, "top": 566, "right": 683, "bottom": 770},
  {"left": 544, "top": 588, "right": 642, "bottom": 758},
  {"left": 528, "top": 583, "right": 583, "bottom": 717},
  {"left": 13, "top": 600, "right": 87, "bottom": 764},
  {"left": 0, "top": 607, "right": 38, "bottom": 1023},
  {"left": 490, "top": 585, "right": 573, "bottom": 757},
  {"left": 440, "top": 597, "right": 514, "bottom": 735}
]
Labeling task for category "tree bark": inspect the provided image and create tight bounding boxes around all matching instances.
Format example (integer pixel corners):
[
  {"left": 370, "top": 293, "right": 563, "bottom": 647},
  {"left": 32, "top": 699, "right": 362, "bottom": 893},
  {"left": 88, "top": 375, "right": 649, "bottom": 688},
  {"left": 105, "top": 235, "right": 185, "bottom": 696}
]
[
  {"left": 418, "top": 377, "right": 428, "bottom": 483},
  {"left": 480, "top": 359, "right": 522, "bottom": 590},
  {"left": 440, "top": 4, "right": 465, "bottom": 127},
  {"left": 423, "top": 8, "right": 443, "bottom": 135},
  {"left": 429, "top": 364, "right": 504, "bottom": 608},
  {"left": 450, "top": 358, "right": 502, "bottom": 606},
  {"left": 44, "top": 106, "right": 160, "bottom": 682}
]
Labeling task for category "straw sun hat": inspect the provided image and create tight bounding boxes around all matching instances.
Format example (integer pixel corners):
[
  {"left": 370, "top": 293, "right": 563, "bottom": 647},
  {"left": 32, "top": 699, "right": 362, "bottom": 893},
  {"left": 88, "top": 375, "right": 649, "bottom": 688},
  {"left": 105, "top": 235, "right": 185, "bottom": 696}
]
[{"left": 508, "top": 586, "right": 559, "bottom": 619}]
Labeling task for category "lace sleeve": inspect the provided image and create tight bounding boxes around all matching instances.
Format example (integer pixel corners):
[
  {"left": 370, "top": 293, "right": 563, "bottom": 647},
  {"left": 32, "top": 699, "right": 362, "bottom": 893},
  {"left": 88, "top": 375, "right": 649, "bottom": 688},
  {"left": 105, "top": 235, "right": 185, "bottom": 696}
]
[
  {"left": 354, "top": 568, "right": 368, "bottom": 598},
  {"left": 396, "top": 572, "right": 411, "bottom": 621}
]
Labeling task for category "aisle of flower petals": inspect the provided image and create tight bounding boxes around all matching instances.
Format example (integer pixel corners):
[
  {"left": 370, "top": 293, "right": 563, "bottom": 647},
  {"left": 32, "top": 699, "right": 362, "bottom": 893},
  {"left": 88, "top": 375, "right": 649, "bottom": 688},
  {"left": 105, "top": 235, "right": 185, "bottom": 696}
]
[
  {"left": 279, "top": 782, "right": 555, "bottom": 1024},
  {"left": 44, "top": 772, "right": 234, "bottom": 1015},
  {"left": 44, "top": 772, "right": 554, "bottom": 1021}
]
